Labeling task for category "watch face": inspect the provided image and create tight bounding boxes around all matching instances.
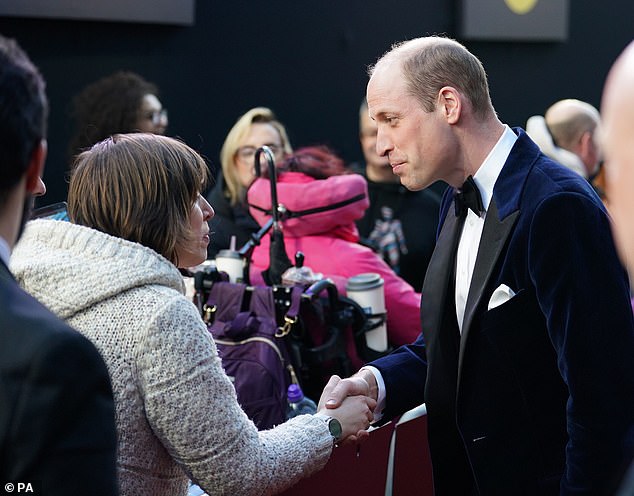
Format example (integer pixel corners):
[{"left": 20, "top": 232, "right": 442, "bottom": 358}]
[{"left": 328, "top": 418, "right": 343, "bottom": 440}]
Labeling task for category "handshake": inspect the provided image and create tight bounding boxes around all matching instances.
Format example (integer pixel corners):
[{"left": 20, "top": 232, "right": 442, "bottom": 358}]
[{"left": 315, "top": 369, "right": 379, "bottom": 444}]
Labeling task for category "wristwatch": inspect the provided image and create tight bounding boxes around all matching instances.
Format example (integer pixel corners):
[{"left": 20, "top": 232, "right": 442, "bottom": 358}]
[{"left": 315, "top": 414, "right": 342, "bottom": 442}]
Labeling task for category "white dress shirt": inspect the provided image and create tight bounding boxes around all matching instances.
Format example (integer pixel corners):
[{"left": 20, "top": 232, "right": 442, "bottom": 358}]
[
  {"left": 455, "top": 125, "right": 517, "bottom": 331},
  {"left": 365, "top": 125, "right": 518, "bottom": 419}
]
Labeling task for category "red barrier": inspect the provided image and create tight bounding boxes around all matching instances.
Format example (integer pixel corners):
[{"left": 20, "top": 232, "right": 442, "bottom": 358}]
[
  {"left": 280, "top": 408, "right": 433, "bottom": 496},
  {"left": 279, "top": 421, "right": 393, "bottom": 496}
]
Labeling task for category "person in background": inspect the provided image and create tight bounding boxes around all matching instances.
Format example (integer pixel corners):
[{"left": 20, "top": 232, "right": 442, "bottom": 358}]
[
  {"left": 68, "top": 70, "right": 167, "bottom": 157},
  {"left": 11, "top": 133, "right": 374, "bottom": 496},
  {"left": 0, "top": 34, "right": 118, "bottom": 495},
  {"left": 247, "top": 146, "right": 422, "bottom": 349},
  {"left": 526, "top": 98, "right": 605, "bottom": 200},
  {"left": 206, "top": 106, "right": 292, "bottom": 258},
  {"left": 355, "top": 99, "right": 443, "bottom": 291},
  {"left": 601, "top": 39, "right": 634, "bottom": 496},
  {"left": 326, "top": 35, "right": 634, "bottom": 495}
]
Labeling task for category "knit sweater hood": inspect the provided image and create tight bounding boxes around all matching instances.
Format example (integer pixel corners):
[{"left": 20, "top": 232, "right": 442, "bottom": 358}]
[{"left": 11, "top": 219, "right": 185, "bottom": 320}]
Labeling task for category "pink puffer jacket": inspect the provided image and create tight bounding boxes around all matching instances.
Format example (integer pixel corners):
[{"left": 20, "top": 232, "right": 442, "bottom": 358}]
[{"left": 247, "top": 171, "right": 422, "bottom": 347}]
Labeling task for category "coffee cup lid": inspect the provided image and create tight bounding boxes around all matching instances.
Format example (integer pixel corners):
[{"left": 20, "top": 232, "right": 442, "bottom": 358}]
[
  {"left": 216, "top": 249, "right": 242, "bottom": 260},
  {"left": 346, "top": 273, "right": 384, "bottom": 291}
]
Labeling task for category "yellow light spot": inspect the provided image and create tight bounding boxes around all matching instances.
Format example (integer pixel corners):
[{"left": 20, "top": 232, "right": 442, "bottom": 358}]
[{"left": 504, "top": 0, "right": 538, "bottom": 15}]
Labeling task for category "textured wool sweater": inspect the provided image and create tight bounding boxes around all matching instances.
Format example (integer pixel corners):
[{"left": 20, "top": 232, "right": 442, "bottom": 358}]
[{"left": 11, "top": 219, "right": 332, "bottom": 496}]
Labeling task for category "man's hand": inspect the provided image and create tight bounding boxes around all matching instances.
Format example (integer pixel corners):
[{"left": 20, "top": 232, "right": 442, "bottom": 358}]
[
  {"left": 317, "top": 371, "right": 380, "bottom": 445},
  {"left": 318, "top": 369, "right": 378, "bottom": 410}
]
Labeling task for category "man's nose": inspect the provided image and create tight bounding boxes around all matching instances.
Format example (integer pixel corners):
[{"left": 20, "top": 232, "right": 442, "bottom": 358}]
[
  {"left": 33, "top": 177, "right": 46, "bottom": 197},
  {"left": 375, "top": 129, "right": 392, "bottom": 159}
]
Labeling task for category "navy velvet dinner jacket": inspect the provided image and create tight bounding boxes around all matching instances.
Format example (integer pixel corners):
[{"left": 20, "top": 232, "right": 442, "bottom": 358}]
[
  {"left": 370, "top": 129, "right": 634, "bottom": 495},
  {"left": 0, "top": 260, "right": 118, "bottom": 495}
]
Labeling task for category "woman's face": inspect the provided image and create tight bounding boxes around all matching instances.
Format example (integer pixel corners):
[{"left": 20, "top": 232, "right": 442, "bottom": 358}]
[
  {"left": 175, "top": 194, "right": 214, "bottom": 268},
  {"left": 233, "top": 122, "right": 285, "bottom": 188},
  {"left": 136, "top": 94, "right": 168, "bottom": 134}
]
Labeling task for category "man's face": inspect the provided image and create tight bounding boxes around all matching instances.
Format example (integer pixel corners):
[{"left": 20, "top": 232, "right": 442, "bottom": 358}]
[{"left": 366, "top": 66, "right": 456, "bottom": 191}]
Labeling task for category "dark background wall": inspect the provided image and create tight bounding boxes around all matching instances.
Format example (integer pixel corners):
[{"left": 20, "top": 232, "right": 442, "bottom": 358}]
[{"left": 1, "top": 1, "right": 632, "bottom": 206}]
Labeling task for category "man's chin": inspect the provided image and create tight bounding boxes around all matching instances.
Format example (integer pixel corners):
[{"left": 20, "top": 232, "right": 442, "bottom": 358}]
[{"left": 16, "top": 194, "right": 34, "bottom": 243}]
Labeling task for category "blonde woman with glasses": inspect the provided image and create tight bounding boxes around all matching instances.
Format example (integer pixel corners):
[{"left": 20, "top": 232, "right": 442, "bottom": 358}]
[{"left": 206, "top": 107, "right": 292, "bottom": 258}]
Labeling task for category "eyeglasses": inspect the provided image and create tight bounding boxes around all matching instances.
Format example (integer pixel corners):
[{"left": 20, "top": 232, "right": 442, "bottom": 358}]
[
  {"left": 236, "top": 144, "right": 284, "bottom": 162},
  {"left": 143, "top": 109, "right": 168, "bottom": 126}
]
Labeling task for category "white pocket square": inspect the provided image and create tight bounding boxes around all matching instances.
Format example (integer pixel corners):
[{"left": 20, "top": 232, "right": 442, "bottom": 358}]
[{"left": 487, "top": 284, "right": 516, "bottom": 310}]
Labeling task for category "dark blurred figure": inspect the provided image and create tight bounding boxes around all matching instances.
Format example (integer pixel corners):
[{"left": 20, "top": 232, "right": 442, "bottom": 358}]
[{"left": 0, "top": 34, "right": 118, "bottom": 495}]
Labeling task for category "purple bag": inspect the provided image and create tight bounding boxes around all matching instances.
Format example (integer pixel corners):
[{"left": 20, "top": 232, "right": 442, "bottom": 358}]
[{"left": 205, "top": 282, "right": 301, "bottom": 429}]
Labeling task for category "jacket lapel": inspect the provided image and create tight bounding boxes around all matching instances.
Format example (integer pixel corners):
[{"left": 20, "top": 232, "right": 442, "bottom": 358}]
[
  {"left": 420, "top": 205, "right": 464, "bottom": 341},
  {"left": 458, "top": 197, "right": 519, "bottom": 379}
]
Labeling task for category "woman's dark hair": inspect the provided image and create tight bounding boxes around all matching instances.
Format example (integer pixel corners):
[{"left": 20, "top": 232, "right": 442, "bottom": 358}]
[
  {"left": 68, "top": 133, "right": 209, "bottom": 266},
  {"left": 277, "top": 146, "right": 347, "bottom": 179},
  {"left": 68, "top": 71, "right": 158, "bottom": 157}
]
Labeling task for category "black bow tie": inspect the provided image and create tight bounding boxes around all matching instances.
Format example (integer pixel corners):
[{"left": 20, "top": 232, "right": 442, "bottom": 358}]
[{"left": 454, "top": 176, "right": 484, "bottom": 218}]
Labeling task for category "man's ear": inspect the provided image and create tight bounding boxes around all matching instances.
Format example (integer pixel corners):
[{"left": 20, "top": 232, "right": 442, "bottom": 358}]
[
  {"left": 438, "top": 86, "right": 461, "bottom": 125},
  {"left": 25, "top": 139, "right": 47, "bottom": 194},
  {"left": 577, "top": 131, "right": 597, "bottom": 166}
]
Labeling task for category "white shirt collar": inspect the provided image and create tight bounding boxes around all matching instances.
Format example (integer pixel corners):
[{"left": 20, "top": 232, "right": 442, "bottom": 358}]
[
  {"left": 0, "top": 235, "right": 11, "bottom": 267},
  {"left": 472, "top": 125, "right": 517, "bottom": 212}
]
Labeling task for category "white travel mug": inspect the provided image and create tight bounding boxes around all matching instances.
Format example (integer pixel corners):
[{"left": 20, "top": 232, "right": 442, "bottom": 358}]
[
  {"left": 215, "top": 250, "right": 244, "bottom": 283},
  {"left": 346, "top": 273, "right": 388, "bottom": 352}
]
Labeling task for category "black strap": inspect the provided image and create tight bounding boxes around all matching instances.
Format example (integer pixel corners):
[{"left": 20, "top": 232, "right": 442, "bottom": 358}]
[{"left": 248, "top": 193, "right": 366, "bottom": 220}]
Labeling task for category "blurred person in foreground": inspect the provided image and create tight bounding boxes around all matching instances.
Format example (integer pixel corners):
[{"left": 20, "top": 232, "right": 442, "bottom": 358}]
[
  {"left": 325, "top": 35, "right": 634, "bottom": 495},
  {"left": 602, "top": 42, "right": 634, "bottom": 495},
  {"left": 0, "top": 34, "right": 118, "bottom": 495},
  {"left": 602, "top": 41, "right": 634, "bottom": 275}
]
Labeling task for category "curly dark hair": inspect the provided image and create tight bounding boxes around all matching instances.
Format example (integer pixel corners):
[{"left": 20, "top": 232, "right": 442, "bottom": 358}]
[{"left": 68, "top": 71, "right": 158, "bottom": 158}]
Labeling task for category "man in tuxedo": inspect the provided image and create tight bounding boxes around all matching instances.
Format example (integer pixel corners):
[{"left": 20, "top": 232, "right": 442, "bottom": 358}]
[
  {"left": 324, "top": 36, "right": 634, "bottom": 494},
  {"left": 0, "top": 35, "right": 118, "bottom": 494}
]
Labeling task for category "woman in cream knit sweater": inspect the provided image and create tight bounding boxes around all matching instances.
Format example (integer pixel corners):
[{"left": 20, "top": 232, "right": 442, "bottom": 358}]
[{"left": 11, "top": 134, "right": 374, "bottom": 496}]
